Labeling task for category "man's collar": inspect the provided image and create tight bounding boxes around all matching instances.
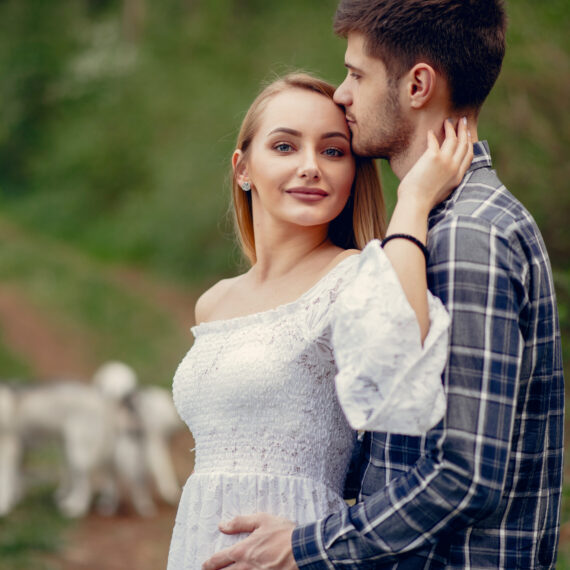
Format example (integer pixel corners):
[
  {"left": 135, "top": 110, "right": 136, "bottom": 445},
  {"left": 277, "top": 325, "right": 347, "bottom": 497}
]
[
  {"left": 468, "top": 140, "right": 492, "bottom": 173},
  {"left": 428, "top": 140, "right": 493, "bottom": 218}
]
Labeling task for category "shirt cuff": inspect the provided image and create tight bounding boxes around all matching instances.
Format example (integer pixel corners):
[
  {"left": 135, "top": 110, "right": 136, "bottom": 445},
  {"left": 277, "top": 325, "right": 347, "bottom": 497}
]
[{"left": 292, "top": 520, "right": 335, "bottom": 570}]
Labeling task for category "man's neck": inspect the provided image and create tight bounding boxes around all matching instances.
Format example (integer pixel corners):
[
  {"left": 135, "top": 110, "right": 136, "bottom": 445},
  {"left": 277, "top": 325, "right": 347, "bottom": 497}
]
[{"left": 390, "top": 115, "right": 479, "bottom": 181}]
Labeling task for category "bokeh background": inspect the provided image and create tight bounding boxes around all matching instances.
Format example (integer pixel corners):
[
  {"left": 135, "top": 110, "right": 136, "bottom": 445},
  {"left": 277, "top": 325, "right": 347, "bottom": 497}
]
[{"left": 0, "top": 0, "right": 568, "bottom": 568}]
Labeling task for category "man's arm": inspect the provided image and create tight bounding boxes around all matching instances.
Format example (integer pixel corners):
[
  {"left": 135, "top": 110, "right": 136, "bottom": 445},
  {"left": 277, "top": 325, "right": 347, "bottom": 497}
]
[{"left": 293, "top": 217, "right": 528, "bottom": 567}]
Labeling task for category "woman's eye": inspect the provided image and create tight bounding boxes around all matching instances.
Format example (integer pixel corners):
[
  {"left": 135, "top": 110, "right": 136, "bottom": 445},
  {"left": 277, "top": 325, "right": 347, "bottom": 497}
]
[
  {"left": 274, "top": 143, "right": 293, "bottom": 152},
  {"left": 323, "top": 148, "right": 344, "bottom": 157}
]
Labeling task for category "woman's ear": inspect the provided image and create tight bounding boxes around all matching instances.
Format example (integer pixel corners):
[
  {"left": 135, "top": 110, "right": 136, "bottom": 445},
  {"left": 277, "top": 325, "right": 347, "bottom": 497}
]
[
  {"left": 232, "top": 149, "right": 249, "bottom": 187},
  {"left": 405, "top": 63, "right": 438, "bottom": 109}
]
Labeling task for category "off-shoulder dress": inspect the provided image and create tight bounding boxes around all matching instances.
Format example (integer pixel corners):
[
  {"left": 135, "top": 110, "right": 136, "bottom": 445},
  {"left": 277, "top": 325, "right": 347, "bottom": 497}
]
[{"left": 167, "top": 240, "right": 450, "bottom": 569}]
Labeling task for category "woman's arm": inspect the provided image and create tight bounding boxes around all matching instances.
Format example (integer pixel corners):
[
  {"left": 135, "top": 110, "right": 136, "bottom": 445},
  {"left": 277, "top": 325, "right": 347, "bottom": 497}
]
[{"left": 382, "top": 118, "right": 472, "bottom": 341}]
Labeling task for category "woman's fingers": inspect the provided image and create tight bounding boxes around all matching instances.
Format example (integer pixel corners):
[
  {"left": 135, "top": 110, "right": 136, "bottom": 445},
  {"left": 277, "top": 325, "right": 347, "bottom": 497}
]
[
  {"left": 428, "top": 116, "right": 470, "bottom": 160},
  {"left": 426, "top": 129, "right": 439, "bottom": 153},
  {"left": 450, "top": 118, "right": 473, "bottom": 184},
  {"left": 456, "top": 118, "right": 472, "bottom": 157},
  {"left": 452, "top": 118, "right": 468, "bottom": 162},
  {"left": 442, "top": 117, "right": 472, "bottom": 170},
  {"left": 439, "top": 118, "right": 458, "bottom": 156},
  {"left": 459, "top": 129, "right": 474, "bottom": 176}
]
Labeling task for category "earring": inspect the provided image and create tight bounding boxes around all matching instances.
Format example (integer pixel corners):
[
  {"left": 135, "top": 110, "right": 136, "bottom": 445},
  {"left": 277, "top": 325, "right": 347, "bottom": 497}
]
[{"left": 241, "top": 181, "right": 251, "bottom": 192}]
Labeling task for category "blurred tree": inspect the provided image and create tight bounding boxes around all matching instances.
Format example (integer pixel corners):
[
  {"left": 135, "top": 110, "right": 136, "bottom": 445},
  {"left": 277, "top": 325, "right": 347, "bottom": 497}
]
[
  {"left": 0, "top": 0, "right": 567, "bottom": 281},
  {"left": 0, "top": 0, "right": 80, "bottom": 191}
]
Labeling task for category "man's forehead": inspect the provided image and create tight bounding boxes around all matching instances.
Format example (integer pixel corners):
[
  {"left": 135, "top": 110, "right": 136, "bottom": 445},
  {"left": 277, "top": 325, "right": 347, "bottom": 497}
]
[
  {"left": 345, "top": 31, "right": 368, "bottom": 60},
  {"left": 345, "top": 32, "right": 386, "bottom": 73}
]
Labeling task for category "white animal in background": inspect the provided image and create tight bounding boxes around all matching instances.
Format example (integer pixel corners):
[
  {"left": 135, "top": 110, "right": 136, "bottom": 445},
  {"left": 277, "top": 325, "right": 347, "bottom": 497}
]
[
  {"left": 132, "top": 385, "right": 184, "bottom": 506},
  {"left": 0, "top": 384, "right": 23, "bottom": 516},
  {"left": 92, "top": 360, "right": 138, "bottom": 400},
  {"left": 0, "top": 381, "right": 130, "bottom": 518},
  {"left": 0, "top": 361, "right": 184, "bottom": 518},
  {"left": 91, "top": 361, "right": 185, "bottom": 508}
]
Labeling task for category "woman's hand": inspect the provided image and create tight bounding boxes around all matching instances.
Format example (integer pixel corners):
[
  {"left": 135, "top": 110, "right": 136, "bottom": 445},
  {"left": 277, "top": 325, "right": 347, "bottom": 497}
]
[{"left": 398, "top": 116, "right": 473, "bottom": 214}]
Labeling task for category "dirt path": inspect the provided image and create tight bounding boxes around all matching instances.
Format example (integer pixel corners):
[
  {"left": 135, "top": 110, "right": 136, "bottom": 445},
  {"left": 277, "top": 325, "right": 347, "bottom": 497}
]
[
  {"left": 0, "top": 285, "right": 96, "bottom": 379},
  {"left": 0, "top": 263, "right": 197, "bottom": 569},
  {"left": 51, "top": 506, "right": 177, "bottom": 570}
]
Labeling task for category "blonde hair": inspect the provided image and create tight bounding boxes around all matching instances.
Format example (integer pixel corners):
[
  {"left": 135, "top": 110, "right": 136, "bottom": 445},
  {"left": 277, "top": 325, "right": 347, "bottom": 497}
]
[{"left": 232, "top": 72, "right": 386, "bottom": 264}]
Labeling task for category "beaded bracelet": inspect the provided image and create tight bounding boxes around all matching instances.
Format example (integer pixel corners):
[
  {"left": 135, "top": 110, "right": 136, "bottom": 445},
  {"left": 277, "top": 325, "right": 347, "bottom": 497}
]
[{"left": 381, "top": 233, "right": 429, "bottom": 263}]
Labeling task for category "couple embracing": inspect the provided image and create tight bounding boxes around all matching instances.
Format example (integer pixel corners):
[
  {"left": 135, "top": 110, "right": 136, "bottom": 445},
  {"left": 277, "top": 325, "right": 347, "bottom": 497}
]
[{"left": 168, "top": 1, "right": 564, "bottom": 569}]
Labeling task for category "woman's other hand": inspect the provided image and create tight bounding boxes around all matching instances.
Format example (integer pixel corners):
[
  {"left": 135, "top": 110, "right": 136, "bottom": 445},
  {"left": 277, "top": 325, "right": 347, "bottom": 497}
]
[{"left": 398, "top": 117, "right": 473, "bottom": 214}]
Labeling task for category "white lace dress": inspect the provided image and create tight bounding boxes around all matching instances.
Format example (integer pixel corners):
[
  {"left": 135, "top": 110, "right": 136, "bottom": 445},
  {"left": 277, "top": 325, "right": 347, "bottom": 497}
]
[{"left": 167, "top": 240, "right": 449, "bottom": 569}]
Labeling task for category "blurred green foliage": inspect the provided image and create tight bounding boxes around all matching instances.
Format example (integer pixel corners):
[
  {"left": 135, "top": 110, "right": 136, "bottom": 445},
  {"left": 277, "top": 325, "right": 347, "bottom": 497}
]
[
  {"left": 0, "top": 0, "right": 562, "bottom": 282},
  {"left": 0, "top": 0, "right": 352, "bottom": 282},
  {"left": 0, "top": 0, "right": 568, "bottom": 566}
]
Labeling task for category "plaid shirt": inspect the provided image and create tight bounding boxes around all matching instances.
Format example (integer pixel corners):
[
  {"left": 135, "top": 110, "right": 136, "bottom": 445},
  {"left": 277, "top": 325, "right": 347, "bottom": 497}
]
[{"left": 292, "top": 141, "right": 564, "bottom": 569}]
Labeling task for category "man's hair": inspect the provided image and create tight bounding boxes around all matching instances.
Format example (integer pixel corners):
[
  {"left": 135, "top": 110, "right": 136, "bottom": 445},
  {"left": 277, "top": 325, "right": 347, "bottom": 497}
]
[{"left": 334, "top": 0, "right": 507, "bottom": 111}]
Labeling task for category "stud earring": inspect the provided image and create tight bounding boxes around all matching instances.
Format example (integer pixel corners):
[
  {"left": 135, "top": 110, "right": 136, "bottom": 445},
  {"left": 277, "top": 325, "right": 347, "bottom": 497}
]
[{"left": 241, "top": 181, "right": 251, "bottom": 192}]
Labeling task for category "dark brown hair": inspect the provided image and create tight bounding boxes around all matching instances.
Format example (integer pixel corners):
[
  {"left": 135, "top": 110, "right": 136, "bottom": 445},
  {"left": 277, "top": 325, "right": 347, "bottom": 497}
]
[{"left": 334, "top": 0, "right": 507, "bottom": 111}]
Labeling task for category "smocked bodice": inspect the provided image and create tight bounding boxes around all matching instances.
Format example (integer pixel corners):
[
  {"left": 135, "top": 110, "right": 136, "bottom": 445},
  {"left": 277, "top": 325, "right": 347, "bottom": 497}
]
[
  {"left": 173, "top": 257, "right": 356, "bottom": 495},
  {"left": 168, "top": 241, "right": 450, "bottom": 569}
]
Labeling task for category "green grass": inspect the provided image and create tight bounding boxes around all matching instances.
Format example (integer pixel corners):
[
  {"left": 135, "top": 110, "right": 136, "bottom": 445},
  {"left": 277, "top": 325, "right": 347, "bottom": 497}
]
[
  {"left": 0, "top": 484, "right": 70, "bottom": 570},
  {"left": 0, "top": 437, "right": 73, "bottom": 570},
  {"left": 0, "top": 216, "right": 191, "bottom": 385}
]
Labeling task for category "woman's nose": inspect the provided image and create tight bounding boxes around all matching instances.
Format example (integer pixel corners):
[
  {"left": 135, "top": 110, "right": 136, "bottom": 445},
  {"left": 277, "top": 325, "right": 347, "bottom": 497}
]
[{"left": 298, "top": 151, "right": 320, "bottom": 180}]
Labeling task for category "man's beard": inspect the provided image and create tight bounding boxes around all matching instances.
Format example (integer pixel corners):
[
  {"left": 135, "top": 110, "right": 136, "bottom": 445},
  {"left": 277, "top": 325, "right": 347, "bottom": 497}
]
[{"left": 351, "top": 86, "right": 413, "bottom": 162}]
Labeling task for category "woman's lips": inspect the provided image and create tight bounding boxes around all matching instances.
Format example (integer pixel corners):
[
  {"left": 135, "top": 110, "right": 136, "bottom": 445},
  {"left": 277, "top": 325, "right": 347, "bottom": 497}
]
[{"left": 285, "top": 187, "right": 328, "bottom": 201}]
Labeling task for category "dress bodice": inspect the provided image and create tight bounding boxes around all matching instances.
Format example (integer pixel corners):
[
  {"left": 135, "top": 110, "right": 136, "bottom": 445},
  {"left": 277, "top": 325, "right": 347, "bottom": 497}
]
[
  {"left": 173, "top": 255, "right": 357, "bottom": 496},
  {"left": 168, "top": 240, "right": 450, "bottom": 569}
]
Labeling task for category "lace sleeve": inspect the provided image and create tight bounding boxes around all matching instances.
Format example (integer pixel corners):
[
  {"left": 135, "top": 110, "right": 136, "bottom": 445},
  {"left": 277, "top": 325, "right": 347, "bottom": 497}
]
[{"left": 332, "top": 240, "right": 449, "bottom": 434}]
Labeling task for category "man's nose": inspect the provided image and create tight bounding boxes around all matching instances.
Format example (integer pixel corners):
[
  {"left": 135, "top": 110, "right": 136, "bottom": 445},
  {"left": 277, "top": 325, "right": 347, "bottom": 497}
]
[{"left": 333, "top": 80, "right": 351, "bottom": 106}]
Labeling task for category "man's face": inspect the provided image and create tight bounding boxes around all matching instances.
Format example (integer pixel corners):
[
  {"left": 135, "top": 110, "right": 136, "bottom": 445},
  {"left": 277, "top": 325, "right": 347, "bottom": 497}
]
[{"left": 334, "top": 32, "right": 413, "bottom": 160}]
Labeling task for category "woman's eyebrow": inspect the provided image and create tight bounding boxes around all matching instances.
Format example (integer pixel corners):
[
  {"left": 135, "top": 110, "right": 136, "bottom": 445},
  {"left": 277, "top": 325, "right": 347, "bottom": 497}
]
[
  {"left": 267, "top": 127, "right": 349, "bottom": 142},
  {"left": 267, "top": 127, "right": 301, "bottom": 137},
  {"left": 322, "top": 131, "right": 350, "bottom": 142}
]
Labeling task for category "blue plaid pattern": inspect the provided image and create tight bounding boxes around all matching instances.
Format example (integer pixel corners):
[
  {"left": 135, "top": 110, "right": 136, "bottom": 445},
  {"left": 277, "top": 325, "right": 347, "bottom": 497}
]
[{"left": 292, "top": 142, "right": 564, "bottom": 569}]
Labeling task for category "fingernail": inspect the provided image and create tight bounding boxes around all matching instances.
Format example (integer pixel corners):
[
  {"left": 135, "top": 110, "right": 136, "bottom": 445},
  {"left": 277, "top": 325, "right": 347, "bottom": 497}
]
[{"left": 462, "top": 116, "right": 467, "bottom": 125}]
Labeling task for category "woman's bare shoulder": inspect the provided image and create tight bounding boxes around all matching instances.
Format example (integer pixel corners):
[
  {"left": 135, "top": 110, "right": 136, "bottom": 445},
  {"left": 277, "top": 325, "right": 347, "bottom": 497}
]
[
  {"left": 324, "top": 247, "right": 360, "bottom": 272},
  {"left": 194, "top": 275, "right": 242, "bottom": 324}
]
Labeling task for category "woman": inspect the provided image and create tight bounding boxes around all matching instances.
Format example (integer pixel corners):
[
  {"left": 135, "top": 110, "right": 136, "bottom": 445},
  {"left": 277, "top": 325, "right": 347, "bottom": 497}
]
[{"left": 168, "top": 73, "right": 472, "bottom": 568}]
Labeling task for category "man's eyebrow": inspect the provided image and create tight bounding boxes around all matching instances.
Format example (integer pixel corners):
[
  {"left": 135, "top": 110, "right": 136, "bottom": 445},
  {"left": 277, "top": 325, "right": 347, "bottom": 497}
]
[
  {"left": 267, "top": 128, "right": 349, "bottom": 142},
  {"left": 344, "top": 62, "right": 364, "bottom": 74}
]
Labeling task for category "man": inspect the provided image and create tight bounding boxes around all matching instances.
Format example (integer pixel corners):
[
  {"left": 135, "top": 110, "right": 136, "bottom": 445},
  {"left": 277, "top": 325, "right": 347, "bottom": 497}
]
[{"left": 204, "top": 1, "right": 564, "bottom": 567}]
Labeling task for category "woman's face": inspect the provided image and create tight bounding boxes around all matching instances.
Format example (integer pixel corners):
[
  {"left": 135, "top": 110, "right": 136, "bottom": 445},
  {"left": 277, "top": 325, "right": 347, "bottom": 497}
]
[{"left": 238, "top": 88, "right": 355, "bottom": 235}]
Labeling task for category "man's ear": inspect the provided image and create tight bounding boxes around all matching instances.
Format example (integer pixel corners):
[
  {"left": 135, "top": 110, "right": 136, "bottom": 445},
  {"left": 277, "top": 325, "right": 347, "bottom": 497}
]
[
  {"left": 404, "top": 63, "right": 438, "bottom": 109},
  {"left": 232, "top": 149, "right": 249, "bottom": 186}
]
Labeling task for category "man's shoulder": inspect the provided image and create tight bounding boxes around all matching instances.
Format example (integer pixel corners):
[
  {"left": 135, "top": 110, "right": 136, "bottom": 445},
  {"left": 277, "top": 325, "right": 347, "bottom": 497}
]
[{"left": 431, "top": 166, "right": 538, "bottom": 242}]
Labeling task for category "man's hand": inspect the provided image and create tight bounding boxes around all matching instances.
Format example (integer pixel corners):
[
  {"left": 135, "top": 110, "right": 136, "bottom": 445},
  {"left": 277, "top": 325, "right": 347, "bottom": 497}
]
[{"left": 202, "top": 513, "right": 298, "bottom": 570}]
